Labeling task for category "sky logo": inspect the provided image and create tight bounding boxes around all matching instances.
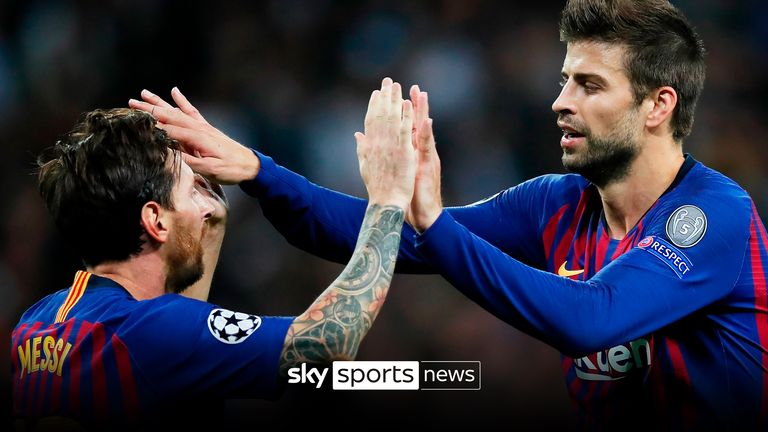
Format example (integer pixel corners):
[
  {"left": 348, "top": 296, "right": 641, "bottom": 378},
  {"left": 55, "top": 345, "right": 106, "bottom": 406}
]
[{"left": 287, "top": 361, "right": 481, "bottom": 390}]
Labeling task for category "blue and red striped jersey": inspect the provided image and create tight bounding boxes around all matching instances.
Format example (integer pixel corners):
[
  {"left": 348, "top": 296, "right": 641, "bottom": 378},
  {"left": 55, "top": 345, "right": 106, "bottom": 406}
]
[
  {"left": 11, "top": 271, "right": 292, "bottom": 423},
  {"left": 245, "top": 152, "right": 768, "bottom": 429}
]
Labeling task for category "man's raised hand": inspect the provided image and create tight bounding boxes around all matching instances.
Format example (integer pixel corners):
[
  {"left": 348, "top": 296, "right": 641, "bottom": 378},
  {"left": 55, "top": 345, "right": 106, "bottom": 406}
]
[{"left": 129, "top": 88, "right": 260, "bottom": 185}]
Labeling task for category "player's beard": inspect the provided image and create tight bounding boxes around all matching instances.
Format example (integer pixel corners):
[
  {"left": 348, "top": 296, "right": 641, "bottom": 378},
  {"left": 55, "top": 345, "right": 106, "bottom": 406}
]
[
  {"left": 164, "top": 220, "right": 205, "bottom": 295},
  {"left": 560, "top": 106, "right": 642, "bottom": 188}
]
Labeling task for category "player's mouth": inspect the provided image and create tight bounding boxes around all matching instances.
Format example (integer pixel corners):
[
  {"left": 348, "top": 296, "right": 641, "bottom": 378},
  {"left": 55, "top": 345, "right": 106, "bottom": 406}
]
[{"left": 559, "top": 123, "right": 586, "bottom": 149}]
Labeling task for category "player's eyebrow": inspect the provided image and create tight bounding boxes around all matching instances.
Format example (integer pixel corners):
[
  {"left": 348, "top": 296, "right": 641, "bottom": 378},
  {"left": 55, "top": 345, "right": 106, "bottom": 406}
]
[
  {"left": 562, "top": 71, "right": 609, "bottom": 86},
  {"left": 562, "top": 72, "right": 608, "bottom": 86}
]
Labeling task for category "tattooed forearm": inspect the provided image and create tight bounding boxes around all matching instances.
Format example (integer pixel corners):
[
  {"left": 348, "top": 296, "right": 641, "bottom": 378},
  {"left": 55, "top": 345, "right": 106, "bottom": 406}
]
[{"left": 279, "top": 204, "right": 404, "bottom": 375}]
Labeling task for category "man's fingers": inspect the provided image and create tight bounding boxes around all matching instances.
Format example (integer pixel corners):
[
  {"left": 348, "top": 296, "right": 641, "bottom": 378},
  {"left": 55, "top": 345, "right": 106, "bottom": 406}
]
[
  {"left": 128, "top": 98, "right": 150, "bottom": 111},
  {"left": 391, "top": 82, "right": 402, "bottom": 111},
  {"left": 364, "top": 90, "right": 380, "bottom": 131},
  {"left": 401, "top": 100, "right": 414, "bottom": 149},
  {"left": 388, "top": 82, "right": 402, "bottom": 123},
  {"left": 377, "top": 82, "right": 391, "bottom": 129},
  {"left": 155, "top": 123, "right": 212, "bottom": 156},
  {"left": 181, "top": 153, "right": 226, "bottom": 187},
  {"left": 140, "top": 89, "right": 174, "bottom": 108},
  {"left": 135, "top": 87, "right": 208, "bottom": 125},
  {"left": 354, "top": 132, "right": 366, "bottom": 149},
  {"left": 354, "top": 131, "right": 367, "bottom": 151},
  {"left": 171, "top": 87, "right": 208, "bottom": 123},
  {"left": 418, "top": 91, "right": 429, "bottom": 125},
  {"left": 129, "top": 98, "right": 163, "bottom": 116},
  {"left": 381, "top": 77, "right": 393, "bottom": 90},
  {"left": 181, "top": 152, "right": 208, "bottom": 174},
  {"left": 409, "top": 85, "right": 420, "bottom": 107},
  {"left": 354, "top": 132, "right": 367, "bottom": 161},
  {"left": 156, "top": 122, "right": 194, "bottom": 141},
  {"left": 380, "top": 80, "right": 391, "bottom": 107},
  {"left": 128, "top": 100, "right": 200, "bottom": 130},
  {"left": 417, "top": 118, "right": 435, "bottom": 154}
]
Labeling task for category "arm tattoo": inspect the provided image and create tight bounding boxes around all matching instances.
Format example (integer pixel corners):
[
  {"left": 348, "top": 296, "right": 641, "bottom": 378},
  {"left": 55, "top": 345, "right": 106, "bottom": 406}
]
[{"left": 279, "top": 204, "right": 404, "bottom": 375}]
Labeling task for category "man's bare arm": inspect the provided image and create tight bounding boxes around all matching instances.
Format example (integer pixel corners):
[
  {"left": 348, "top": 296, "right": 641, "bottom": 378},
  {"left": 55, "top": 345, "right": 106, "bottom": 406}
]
[
  {"left": 279, "top": 203, "right": 403, "bottom": 371},
  {"left": 279, "top": 78, "right": 416, "bottom": 370}
]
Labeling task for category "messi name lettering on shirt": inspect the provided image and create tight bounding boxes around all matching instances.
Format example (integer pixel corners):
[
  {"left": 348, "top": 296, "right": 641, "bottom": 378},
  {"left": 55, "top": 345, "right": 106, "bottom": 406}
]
[{"left": 17, "top": 335, "right": 72, "bottom": 378}]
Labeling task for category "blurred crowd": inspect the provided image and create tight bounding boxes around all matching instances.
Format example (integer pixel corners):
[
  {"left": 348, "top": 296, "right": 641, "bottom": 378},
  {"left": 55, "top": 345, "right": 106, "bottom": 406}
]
[{"left": 2, "top": 0, "right": 766, "bottom": 425}]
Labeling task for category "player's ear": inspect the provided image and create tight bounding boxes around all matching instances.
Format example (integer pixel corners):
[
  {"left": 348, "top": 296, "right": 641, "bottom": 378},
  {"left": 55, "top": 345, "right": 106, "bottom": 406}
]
[
  {"left": 645, "top": 86, "right": 677, "bottom": 131},
  {"left": 140, "top": 201, "right": 171, "bottom": 243}
]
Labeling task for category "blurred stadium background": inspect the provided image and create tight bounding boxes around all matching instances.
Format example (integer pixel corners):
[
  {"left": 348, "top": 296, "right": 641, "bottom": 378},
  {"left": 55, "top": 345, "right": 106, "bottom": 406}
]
[{"left": 2, "top": 0, "right": 766, "bottom": 426}]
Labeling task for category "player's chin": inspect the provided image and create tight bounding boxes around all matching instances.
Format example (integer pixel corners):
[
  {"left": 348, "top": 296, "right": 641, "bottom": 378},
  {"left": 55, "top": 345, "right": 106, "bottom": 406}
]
[
  {"left": 561, "top": 149, "right": 578, "bottom": 163},
  {"left": 561, "top": 151, "right": 586, "bottom": 173}
]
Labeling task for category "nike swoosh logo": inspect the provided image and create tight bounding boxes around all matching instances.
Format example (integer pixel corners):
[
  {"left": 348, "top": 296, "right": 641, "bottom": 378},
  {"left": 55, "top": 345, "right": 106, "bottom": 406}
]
[{"left": 558, "top": 261, "right": 584, "bottom": 277}]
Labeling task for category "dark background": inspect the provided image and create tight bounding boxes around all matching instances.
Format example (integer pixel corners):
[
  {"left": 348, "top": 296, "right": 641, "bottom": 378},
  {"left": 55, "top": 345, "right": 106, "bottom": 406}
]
[{"left": 2, "top": 0, "right": 766, "bottom": 426}]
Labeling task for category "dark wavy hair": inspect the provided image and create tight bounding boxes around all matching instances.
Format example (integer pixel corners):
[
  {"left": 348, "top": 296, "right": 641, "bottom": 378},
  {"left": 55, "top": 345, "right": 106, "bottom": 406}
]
[
  {"left": 38, "top": 108, "right": 180, "bottom": 267},
  {"left": 560, "top": 0, "right": 706, "bottom": 141}
]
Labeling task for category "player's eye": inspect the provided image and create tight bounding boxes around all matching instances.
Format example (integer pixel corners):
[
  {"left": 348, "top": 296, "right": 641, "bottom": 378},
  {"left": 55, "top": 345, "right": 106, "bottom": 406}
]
[{"left": 583, "top": 83, "right": 600, "bottom": 94}]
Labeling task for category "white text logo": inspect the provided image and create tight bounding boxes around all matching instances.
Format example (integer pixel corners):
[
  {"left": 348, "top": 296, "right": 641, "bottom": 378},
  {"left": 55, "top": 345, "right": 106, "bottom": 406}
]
[{"left": 573, "top": 338, "right": 651, "bottom": 381}]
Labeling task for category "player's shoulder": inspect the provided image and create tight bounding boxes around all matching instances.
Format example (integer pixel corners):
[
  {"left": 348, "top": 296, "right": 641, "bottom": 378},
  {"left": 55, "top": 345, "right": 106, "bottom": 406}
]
[
  {"left": 523, "top": 173, "right": 589, "bottom": 192},
  {"left": 504, "top": 173, "right": 589, "bottom": 204},
  {"left": 116, "top": 295, "right": 290, "bottom": 364},
  {"left": 664, "top": 160, "right": 753, "bottom": 216},
  {"left": 15, "top": 288, "right": 70, "bottom": 327},
  {"left": 681, "top": 160, "right": 749, "bottom": 195},
  {"left": 650, "top": 159, "right": 754, "bottom": 241},
  {"left": 119, "top": 294, "right": 215, "bottom": 331},
  {"left": 110, "top": 294, "right": 217, "bottom": 351}
]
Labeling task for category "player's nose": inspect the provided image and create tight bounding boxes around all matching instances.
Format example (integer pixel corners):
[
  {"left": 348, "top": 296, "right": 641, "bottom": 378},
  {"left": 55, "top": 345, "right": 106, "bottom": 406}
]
[
  {"left": 201, "top": 199, "right": 215, "bottom": 221},
  {"left": 552, "top": 84, "right": 576, "bottom": 115}
]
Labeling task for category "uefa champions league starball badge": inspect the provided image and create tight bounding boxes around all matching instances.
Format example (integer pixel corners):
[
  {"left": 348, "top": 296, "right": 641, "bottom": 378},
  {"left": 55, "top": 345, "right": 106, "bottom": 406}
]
[
  {"left": 665, "top": 205, "right": 707, "bottom": 248},
  {"left": 207, "top": 308, "right": 262, "bottom": 344}
]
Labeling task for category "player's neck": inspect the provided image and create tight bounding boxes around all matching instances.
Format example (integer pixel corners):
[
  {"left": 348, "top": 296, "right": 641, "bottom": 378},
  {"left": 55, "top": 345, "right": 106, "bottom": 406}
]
[
  {"left": 598, "top": 138, "right": 684, "bottom": 240},
  {"left": 88, "top": 252, "right": 168, "bottom": 300}
]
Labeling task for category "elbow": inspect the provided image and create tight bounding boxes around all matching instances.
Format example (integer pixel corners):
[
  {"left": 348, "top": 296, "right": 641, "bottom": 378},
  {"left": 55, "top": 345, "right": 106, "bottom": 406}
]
[
  {"left": 550, "top": 327, "right": 607, "bottom": 358},
  {"left": 329, "top": 352, "right": 354, "bottom": 362},
  {"left": 552, "top": 281, "right": 630, "bottom": 356},
  {"left": 558, "top": 338, "right": 613, "bottom": 359},
  {"left": 558, "top": 334, "right": 655, "bottom": 378},
  {"left": 308, "top": 349, "right": 356, "bottom": 367},
  {"left": 546, "top": 317, "right": 627, "bottom": 358},
  {"left": 552, "top": 323, "right": 646, "bottom": 359},
  {"left": 315, "top": 341, "right": 359, "bottom": 365}
]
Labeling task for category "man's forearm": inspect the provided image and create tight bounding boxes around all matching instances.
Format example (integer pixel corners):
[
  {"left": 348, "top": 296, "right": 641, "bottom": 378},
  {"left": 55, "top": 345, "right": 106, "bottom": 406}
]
[
  {"left": 279, "top": 204, "right": 403, "bottom": 373},
  {"left": 242, "top": 151, "right": 436, "bottom": 273}
]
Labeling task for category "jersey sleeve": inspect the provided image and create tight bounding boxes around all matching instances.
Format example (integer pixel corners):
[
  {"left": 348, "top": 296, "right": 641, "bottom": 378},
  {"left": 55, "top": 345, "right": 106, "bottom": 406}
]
[
  {"left": 413, "top": 188, "right": 752, "bottom": 357},
  {"left": 240, "top": 151, "right": 563, "bottom": 272},
  {"left": 117, "top": 295, "right": 292, "bottom": 400}
]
